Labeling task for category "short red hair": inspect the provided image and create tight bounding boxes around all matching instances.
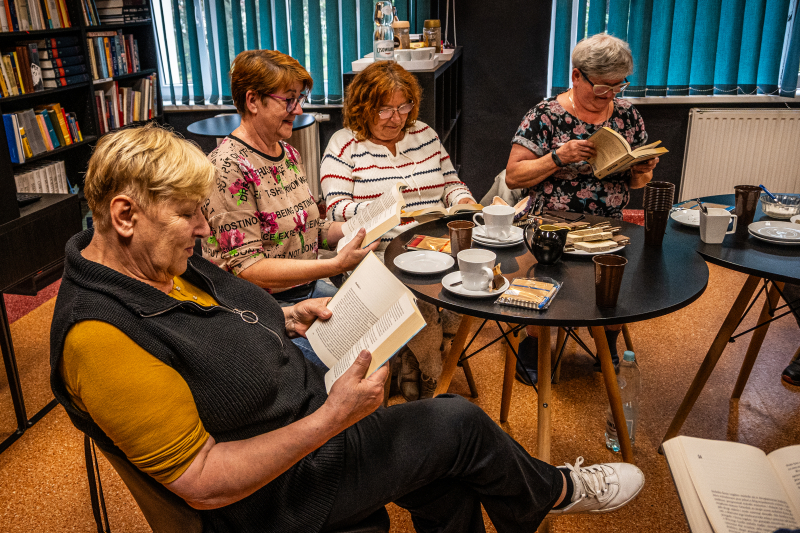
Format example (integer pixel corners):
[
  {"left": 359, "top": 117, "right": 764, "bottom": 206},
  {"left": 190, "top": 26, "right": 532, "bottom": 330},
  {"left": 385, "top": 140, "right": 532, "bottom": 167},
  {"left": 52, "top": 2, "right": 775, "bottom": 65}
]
[
  {"left": 343, "top": 61, "right": 422, "bottom": 141},
  {"left": 230, "top": 50, "right": 313, "bottom": 116}
]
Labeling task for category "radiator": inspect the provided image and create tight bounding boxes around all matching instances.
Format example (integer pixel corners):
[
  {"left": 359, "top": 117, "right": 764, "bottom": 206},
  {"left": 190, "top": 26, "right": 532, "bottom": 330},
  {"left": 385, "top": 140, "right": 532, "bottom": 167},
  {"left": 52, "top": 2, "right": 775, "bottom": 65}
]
[{"left": 679, "top": 108, "right": 800, "bottom": 201}]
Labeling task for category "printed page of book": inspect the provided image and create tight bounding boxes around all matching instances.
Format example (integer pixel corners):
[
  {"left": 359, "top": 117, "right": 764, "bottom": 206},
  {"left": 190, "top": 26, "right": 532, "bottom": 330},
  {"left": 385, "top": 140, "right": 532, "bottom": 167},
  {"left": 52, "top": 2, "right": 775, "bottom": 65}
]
[
  {"left": 662, "top": 437, "right": 715, "bottom": 533},
  {"left": 586, "top": 127, "right": 631, "bottom": 173},
  {"left": 337, "top": 182, "right": 406, "bottom": 252},
  {"left": 680, "top": 436, "right": 800, "bottom": 533},
  {"left": 768, "top": 445, "right": 800, "bottom": 520},
  {"left": 447, "top": 203, "right": 483, "bottom": 215}
]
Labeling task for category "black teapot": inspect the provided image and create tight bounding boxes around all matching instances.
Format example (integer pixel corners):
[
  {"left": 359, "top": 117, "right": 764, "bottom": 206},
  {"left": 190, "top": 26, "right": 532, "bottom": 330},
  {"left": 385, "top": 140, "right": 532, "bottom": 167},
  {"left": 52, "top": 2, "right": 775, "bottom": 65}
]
[{"left": 524, "top": 222, "right": 570, "bottom": 265}]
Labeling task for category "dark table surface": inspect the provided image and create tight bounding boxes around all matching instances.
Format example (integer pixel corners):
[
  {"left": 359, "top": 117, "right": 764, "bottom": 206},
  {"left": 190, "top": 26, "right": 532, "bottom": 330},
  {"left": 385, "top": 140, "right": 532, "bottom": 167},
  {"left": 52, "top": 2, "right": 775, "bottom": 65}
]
[
  {"left": 186, "top": 113, "right": 316, "bottom": 138},
  {"left": 670, "top": 194, "right": 800, "bottom": 284},
  {"left": 385, "top": 213, "right": 709, "bottom": 327}
]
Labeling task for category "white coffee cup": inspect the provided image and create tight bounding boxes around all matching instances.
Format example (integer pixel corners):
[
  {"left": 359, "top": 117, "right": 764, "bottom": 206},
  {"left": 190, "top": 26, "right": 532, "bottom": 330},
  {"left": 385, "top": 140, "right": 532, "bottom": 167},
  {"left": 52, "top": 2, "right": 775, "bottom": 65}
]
[
  {"left": 700, "top": 208, "right": 738, "bottom": 244},
  {"left": 473, "top": 205, "right": 515, "bottom": 240},
  {"left": 457, "top": 249, "right": 496, "bottom": 291},
  {"left": 411, "top": 47, "right": 435, "bottom": 61},
  {"left": 395, "top": 49, "right": 412, "bottom": 62}
]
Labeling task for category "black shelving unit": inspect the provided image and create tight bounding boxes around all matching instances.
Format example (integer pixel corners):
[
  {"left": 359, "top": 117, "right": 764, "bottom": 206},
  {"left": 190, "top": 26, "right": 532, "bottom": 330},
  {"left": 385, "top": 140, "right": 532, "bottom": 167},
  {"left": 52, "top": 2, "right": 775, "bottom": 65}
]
[{"left": 0, "top": 0, "right": 162, "bottom": 454}]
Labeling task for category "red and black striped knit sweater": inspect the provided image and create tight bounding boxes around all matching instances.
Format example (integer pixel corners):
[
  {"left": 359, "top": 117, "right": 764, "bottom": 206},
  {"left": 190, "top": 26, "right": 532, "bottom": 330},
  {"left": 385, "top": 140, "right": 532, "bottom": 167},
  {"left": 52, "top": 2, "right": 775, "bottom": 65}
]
[{"left": 321, "top": 122, "right": 474, "bottom": 249}]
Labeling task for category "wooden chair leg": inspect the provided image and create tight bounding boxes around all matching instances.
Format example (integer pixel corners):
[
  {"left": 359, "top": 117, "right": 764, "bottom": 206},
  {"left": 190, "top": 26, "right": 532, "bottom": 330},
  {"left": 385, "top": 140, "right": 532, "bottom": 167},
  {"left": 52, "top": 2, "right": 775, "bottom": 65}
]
[
  {"left": 461, "top": 358, "right": 478, "bottom": 398},
  {"left": 553, "top": 328, "right": 567, "bottom": 384},
  {"left": 500, "top": 324, "right": 520, "bottom": 423},
  {"left": 434, "top": 315, "right": 474, "bottom": 397},
  {"left": 537, "top": 326, "right": 552, "bottom": 463},
  {"left": 621, "top": 323, "right": 634, "bottom": 352},
  {"left": 732, "top": 281, "right": 784, "bottom": 399}
]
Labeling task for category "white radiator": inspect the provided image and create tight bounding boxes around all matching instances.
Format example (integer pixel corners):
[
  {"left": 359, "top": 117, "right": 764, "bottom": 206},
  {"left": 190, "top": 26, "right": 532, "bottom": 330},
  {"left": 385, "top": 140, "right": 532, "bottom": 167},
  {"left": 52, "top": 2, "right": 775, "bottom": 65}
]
[{"left": 679, "top": 108, "right": 800, "bottom": 201}]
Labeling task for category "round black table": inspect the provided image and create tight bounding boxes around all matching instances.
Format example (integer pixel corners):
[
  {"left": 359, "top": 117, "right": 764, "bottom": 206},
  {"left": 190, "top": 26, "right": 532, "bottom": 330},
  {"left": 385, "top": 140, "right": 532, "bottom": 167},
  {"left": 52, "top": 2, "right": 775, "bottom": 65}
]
[
  {"left": 385, "top": 213, "right": 709, "bottom": 463},
  {"left": 186, "top": 113, "right": 316, "bottom": 138},
  {"left": 662, "top": 194, "right": 800, "bottom": 447}
]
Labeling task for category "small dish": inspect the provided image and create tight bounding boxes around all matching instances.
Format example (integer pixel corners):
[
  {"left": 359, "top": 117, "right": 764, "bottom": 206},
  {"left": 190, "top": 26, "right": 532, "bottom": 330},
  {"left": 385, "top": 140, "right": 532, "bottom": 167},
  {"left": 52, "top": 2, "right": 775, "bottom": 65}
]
[
  {"left": 670, "top": 209, "right": 700, "bottom": 227},
  {"left": 564, "top": 245, "right": 626, "bottom": 256},
  {"left": 472, "top": 237, "right": 525, "bottom": 249},
  {"left": 760, "top": 193, "right": 800, "bottom": 220},
  {"left": 472, "top": 225, "right": 524, "bottom": 243},
  {"left": 747, "top": 221, "right": 800, "bottom": 244},
  {"left": 393, "top": 250, "right": 454, "bottom": 274},
  {"left": 441, "top": 272, "right": 509, "bottom": 298}
]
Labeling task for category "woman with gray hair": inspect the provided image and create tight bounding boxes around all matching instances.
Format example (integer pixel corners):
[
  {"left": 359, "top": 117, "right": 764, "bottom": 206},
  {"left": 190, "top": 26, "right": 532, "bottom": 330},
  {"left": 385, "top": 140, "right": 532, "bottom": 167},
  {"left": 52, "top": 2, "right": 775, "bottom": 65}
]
[
  {"left": 505, "top": 33, "right": 659, "bottom": 387},
  {"left": 505, "top": 33, "right": 658, "bottom": 219}
]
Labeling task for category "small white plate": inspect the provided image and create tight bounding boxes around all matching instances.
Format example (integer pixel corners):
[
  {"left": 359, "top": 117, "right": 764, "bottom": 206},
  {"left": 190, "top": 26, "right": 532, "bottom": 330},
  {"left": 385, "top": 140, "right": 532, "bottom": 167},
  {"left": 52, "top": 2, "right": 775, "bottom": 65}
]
[
  {"left": 393, "top": 250, "right": 455, "bottom": 274},
  {"left": 441, "top": 272, "right": 510, "bottom": 298},
  {"left": 670, "top": 209, "right": 700, "bottom": 227},
  {"left": 564, "top": 245, "right": 626, "bottom": 256},
  {"left": 790, "top": 215, "right": 800, "bottom": 224},
  {"left": 472, "top": 237, "right": 525, "bottom": 249},
  {"left": 748, "top": 229, "right": 800, "bottom": 246},
  {"left": 473, "top": 225, "right": 524, "bottom": 243},
  {"left": 748, "top": 221, "right": 800, "bottom": 242}
]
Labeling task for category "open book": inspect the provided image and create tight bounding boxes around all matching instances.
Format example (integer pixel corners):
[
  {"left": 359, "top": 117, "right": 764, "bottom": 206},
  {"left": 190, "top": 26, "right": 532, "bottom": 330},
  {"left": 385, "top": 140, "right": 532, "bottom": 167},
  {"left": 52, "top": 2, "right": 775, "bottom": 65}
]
[
  {"left": 586, "top": 127, "right": 668, "bottom": 179},
  {"left": 402, "top": 203, "right": 483, "bottom": 224},
  {"left": 336, "top": 182, "right": 406, "bottom": 252},
  {"left": 663, "top": 435, "right": 800, "bottom": 533},
  {"left": 306, "top": 251, "right": 426, "bottom": 392}
]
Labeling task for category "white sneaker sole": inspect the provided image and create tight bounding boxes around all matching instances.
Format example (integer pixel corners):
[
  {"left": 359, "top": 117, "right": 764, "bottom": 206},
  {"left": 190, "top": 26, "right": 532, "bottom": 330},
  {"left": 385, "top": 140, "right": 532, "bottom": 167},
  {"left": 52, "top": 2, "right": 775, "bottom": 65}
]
[{"left": 549, "top": 469, "right": 645, "bottom": 515}]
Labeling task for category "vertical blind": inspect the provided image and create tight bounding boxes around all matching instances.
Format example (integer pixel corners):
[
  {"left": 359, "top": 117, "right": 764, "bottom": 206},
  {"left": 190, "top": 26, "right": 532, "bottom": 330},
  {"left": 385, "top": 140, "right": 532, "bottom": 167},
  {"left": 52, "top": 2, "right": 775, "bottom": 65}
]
[
  {"left": 550, "top": 0, "right": 800, "bottom": 98},
  {"left": 153, "top": 0, "right": 433, "bottom": 105}
]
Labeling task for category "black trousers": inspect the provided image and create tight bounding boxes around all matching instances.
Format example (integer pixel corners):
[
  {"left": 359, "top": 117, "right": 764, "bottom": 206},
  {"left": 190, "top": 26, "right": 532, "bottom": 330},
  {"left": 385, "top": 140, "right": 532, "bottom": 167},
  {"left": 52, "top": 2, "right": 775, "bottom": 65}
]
[{"left": 322, "top": 394, "right": 563, "bottom": 533}]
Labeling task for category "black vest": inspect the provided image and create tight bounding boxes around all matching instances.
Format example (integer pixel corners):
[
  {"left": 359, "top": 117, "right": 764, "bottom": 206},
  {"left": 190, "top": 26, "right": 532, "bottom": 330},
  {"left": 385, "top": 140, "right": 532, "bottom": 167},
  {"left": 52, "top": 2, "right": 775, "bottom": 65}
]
[{"left": 50, "top": 229, "right": 344, "bottom": 532}]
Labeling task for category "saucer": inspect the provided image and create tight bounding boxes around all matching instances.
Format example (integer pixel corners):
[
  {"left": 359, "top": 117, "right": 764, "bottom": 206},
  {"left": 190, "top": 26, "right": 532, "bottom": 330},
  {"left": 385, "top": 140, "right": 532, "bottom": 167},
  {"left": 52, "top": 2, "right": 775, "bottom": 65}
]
[
  {"left": 670, "top": 209, "right": 700, "bottom": 227},
  {"left": 473, "top": 225, "right": 524, "bottom": 243},
  {"left": 564, "top": 245, "right": 626, "bottom": 256},
  {"left": 748, "top": 221, "right": 800, "bottom": 243},
  {"left": 393, "top": 250, "right": 455, "bottom": 274},
  {"left": 441, "top": 272, "right": 510, "bottom": 298},
  {"left": 472, "top": 236, "right": 525, "bottom": 248}
]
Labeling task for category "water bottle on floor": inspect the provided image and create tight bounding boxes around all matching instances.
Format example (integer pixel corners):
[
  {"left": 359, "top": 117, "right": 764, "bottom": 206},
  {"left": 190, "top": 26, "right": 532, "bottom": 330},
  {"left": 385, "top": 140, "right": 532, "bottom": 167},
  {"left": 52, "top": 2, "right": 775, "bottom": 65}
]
[{"left": 605, "top": 350, "right": 640, "bottom": 452}]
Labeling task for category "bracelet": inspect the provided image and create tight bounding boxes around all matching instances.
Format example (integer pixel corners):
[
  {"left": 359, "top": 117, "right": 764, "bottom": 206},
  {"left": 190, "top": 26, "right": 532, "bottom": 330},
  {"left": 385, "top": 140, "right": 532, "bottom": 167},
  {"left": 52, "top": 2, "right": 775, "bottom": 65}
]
[{"left": 551, "top": 148, "right": 566, "bottom": 167}]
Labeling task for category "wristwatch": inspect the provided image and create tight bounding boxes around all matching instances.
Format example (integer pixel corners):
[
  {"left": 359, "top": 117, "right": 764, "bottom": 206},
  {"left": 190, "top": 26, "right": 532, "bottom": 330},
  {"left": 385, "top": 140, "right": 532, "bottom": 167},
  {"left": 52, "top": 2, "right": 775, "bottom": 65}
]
[{"left": 551, "top": 147, "right": 566, "bottom": 167}]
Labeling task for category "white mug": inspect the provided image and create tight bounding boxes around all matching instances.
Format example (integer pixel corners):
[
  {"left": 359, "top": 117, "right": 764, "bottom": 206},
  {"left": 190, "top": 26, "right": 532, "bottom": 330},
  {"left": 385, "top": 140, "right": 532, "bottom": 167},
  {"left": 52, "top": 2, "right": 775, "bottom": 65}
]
[
  {"left": 394, "top": 49, "right": 412, "bottom": 62},
  {"left": 411, "top": 47, "right": 435, "bottom": 61},
  {"left": 700, "top": 208, "right": 738, "bottom": 244},
  {"left": 473, "top": 205, "right": 515, "bottom": 240},
  {"left": 457, "top": 249, "right": 496, "bottom": 291}
]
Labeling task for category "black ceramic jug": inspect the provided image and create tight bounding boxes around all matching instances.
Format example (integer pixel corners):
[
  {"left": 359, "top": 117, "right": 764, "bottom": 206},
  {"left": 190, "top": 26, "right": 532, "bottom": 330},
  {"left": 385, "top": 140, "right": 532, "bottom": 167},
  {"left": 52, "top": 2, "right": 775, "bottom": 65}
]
[{"left": 524, "top": 223, "right": 570, "bottom": 265}]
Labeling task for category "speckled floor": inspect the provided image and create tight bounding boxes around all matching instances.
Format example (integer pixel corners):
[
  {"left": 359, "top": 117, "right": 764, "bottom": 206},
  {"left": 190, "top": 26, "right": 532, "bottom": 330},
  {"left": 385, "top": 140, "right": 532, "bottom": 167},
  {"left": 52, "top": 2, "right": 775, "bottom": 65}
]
[{"left": 1, "top": 263, "right": 798, "bottom": 533}]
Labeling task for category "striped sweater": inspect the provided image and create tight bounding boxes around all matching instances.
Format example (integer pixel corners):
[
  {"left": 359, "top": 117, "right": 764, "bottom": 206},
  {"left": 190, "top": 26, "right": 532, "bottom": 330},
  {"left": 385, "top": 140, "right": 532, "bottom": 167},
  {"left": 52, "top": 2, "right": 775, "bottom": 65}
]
[{"left": 321, "top": 122, "right": 475, "bottom": 248}]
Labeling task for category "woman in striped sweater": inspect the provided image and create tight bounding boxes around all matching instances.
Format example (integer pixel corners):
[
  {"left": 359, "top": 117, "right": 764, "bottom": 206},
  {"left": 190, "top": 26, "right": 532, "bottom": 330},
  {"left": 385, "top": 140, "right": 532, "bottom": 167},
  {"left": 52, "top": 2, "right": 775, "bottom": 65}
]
[{"left": 321, "top": 61, "right": 476, "bottom": 402}]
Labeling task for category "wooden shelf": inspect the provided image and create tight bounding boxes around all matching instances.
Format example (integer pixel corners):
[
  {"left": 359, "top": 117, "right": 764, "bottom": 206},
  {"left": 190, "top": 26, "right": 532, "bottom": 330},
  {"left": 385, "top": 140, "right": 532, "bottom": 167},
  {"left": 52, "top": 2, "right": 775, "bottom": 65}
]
[
  {"left": 92, "top": 68, "right": 157, "bottom": 84},
  {"left": 12, "top": 136, "right": 97, "bottom": 166},
  {"left": 0, "top": 82, "right": 90, "bottom": 104}
]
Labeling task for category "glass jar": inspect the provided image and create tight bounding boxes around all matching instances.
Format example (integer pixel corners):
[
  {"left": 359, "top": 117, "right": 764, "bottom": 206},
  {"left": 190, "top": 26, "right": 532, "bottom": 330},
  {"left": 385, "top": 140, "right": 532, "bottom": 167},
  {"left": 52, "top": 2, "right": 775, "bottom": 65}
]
[
  {"left": 423, "top": 19, "right": 441, "bottom": 53},
  {"left": 393, "top": 20, "right": 410, "bottom": 49}
]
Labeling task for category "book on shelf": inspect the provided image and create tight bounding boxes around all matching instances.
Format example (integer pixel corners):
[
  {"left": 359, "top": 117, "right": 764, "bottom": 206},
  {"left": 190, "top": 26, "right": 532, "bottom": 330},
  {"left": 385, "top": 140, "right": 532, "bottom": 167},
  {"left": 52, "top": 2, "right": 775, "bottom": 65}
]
[
  {"left": 94, "top": 73, "right": 157, "bottom": 134},
  {"left": 663, "top": 435, "right": 800, "bottom": 533},
  {"left": 401, "top": 203, "right": 484, "bottom": 224},
  {"left": 95, "top": 0, "right": 149, "bottom": 23},
  {"left": 0, "top": 0, "right": 72, "bottom": 31},
  {"left": 305, "top": 251, "right": 426, "bottom": 392},
  {"left": 82, "top": 0, "right": 100, "bottom": 25},
  {"left": 14, "top": 159, "right": 71, "bottom": 193},
  {"left": 335, "top": 182, "right": 406, "bottom": 252},
  {"left": 586, "top": 127, "right": 669, "bottom": 179},
  {"left": 2, "top": 103, "right": 80, "bottom": 163},
  {"left": 87, "top": 30, "right": 140, "bottom": 80}
]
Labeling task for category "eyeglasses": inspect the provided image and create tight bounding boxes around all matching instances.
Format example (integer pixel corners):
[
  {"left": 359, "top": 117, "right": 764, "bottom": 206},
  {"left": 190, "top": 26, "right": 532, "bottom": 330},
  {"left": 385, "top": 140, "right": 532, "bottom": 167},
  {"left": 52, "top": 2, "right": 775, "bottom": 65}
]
[
  {"left": 376, "top": 102, "right": 414, "bottom": 119},
  {"left": 267, "top": 93, "right": 308, "bottom": 113},
  {"left": 578, "top": 69, "right": 629, "bottom": 96}
]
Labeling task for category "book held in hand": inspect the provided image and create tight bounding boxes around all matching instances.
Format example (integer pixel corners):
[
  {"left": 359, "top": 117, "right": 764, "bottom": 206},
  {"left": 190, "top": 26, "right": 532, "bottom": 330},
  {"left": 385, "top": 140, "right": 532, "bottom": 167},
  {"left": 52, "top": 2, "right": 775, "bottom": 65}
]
[
  {"left": 402, "top": 203, "right": 483, "bottom": 224},
  {"left": 305, "top": 252, "right": 426, "bottom": 392},
  {"left": 335, "top": 182, "right": 406, "bottom": 252},
  {"left": 663, "top": 435, "right": 800, "bottom": 533},
  {"left": 586, "top": 127, "right": 668, "bottom": 179}
]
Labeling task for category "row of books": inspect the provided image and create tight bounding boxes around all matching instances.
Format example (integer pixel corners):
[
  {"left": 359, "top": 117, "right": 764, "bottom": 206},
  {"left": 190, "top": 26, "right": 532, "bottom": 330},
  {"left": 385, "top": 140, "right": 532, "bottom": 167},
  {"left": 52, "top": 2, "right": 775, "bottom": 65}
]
[
  {"left": 14, "top": 159, "right": 74, "bottom": 194},
  {"left": 84, "top": 0, "right": 150, "bottom": 25},
  {"left": 87, "top": 30, "right": 140, "bottom": 80},
  {"left": 0, "top": 0, "right": 72, "bottom": 32},
  {"left": 94, "top": 72, "right": 155, "bottom": 133},
  {"left": 3, "top": 103, "right": 83, "bottom": 163},
  {"left": 0, "top": 37, "right": 97, "bottom": 96},
  {"left": 0, "top": 43, "right": 43, "bottom": 96}
]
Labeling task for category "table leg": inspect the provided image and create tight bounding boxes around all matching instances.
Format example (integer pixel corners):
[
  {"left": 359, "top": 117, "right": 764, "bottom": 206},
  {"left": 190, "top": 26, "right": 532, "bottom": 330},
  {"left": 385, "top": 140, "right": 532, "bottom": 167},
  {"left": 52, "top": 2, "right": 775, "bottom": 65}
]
[
  {"left": 731, "top": 281, "right": 784, "bottom": 399},
  {"left": 591, "top": 325, "right": 634, "bottom": 463},
  {"left": 434, "top": 315, "right": 474, "bottom": 397},
  {"left": 500, "top": 324, "right": 520, "bottom": 423},
  {"left": 537, "top": 326, "right": 552, "bottom": 463},
  {"left": 621, "top": 323, "right": 634, "bottom": 352},
  {"left": 661, "top": 275, "right": 761, "bottom": 447}
]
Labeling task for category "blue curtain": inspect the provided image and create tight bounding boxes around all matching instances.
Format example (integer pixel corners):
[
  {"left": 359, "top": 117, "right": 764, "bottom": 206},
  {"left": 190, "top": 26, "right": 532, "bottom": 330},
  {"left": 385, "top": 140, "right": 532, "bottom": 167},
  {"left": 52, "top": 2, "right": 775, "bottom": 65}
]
[
  {"left": 713, "top": 0, "right": 746, "bottom": 94},
  {"left": 203, "top": 0, "right": 219, "bottom": 103},
  {"left": 258, "top": 0, "right": 274, "bottom": 50},
  {"left": 606, "top": 0, "right": 630, "bottom": 40},
  {"left": 341, "top": 0, "right": 359, "bottom": 78},
  {"left": 757, "top": 0, "right": 791, "bottom": 94},
  {"left": 274, "top": 0, "right": 291, "bottom": 54},
  {"left": 779, "top": 1, "right": 800, "bottom": 96},
  {"left": 666, "top": 0, "right": 697, "bottom": 95},
  {"left": 232, "top": 0, "right": 245, "bottom": 57},
  {"left": 552, "top": 0, "right": 573, "bottom": 95},
  {"left": 308, "top": 0, "right": 325, "bottom": 104},
  {"left": 359, "top": 0, "right": 372, "bottom": 58},
  {"left": 738, "top": 0, "right": 767, "bottom": 94},
  {"left": 688, "top": 0, "right": 722, "bottom": 95},
  {"left": 577, "top": 0, "right": 588, "bottom": 42},
  {"left": 289, "top": 0, "right": 305, "bottom": 64},
  {"left": 625, "top": 0, "right": 653, "bottom": 97},
  {"left": 587, "top": 0, "right": 606, "bottom": 36},
  {"left": 645, "top": 0, "right": 675, "bottom": 96},
  {"left": 326, "top": 0, "right": 344, "bottom": 103},
  {"left": 245, "top": 0, "right": 258, "bottom": 50}
]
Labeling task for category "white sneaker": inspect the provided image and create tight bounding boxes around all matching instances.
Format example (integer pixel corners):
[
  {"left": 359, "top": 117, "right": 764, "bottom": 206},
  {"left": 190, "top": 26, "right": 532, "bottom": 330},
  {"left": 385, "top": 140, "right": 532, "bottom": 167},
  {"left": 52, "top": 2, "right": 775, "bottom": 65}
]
[{"left": 549, "top": 457, "right": 644, "bottom": 515}]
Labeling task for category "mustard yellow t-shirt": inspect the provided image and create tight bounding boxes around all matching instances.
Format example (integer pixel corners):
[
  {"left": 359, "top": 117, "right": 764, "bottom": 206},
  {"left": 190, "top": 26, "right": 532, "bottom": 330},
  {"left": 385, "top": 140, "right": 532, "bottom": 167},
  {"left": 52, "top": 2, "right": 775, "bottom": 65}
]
[{"left": 60, "top": 276, "right": 219, "bottom": 484}]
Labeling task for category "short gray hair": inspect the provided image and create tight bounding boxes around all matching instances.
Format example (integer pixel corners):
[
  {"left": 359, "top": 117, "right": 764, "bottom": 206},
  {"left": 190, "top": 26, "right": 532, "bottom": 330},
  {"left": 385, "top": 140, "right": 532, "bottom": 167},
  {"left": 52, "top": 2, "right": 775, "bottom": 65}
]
[{"left": 572, "top": 33, "right": 633, "bottom": 80}]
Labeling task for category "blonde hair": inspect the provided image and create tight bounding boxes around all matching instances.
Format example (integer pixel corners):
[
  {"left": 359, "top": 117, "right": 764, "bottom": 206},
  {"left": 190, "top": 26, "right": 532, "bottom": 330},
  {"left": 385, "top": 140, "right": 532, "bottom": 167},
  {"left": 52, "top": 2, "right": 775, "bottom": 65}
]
[
  {"left": 230, "top": 50, "right": 313, "bottom": 116},
  {"left": 84, "top": 124, "right": 215, "bottom": 230},
  {"left": 572, "top": 33, "right": 633, "bottom": 80}
]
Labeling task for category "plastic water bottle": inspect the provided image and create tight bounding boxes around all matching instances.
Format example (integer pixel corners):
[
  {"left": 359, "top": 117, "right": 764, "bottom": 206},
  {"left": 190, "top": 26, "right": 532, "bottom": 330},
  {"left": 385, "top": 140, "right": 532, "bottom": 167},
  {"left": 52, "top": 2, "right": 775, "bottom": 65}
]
[
  {"left": 373, "top": 1, "right": 395, "bottom": 61},
  {"left": 605, "top": 350, "right": 640, "bottom": 452}
]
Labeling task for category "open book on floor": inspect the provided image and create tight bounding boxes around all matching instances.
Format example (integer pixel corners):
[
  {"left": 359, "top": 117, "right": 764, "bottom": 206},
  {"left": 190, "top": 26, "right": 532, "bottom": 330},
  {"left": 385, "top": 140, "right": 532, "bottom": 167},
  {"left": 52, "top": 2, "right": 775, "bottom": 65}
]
[
  {"left": 336, "top": 182, "right": 406, "bottom": 252},
  {"left": 663, "top": 435, "right": 800, "bottom": 533},
  {"left": 586, "top": 127, "right": 668, "bottom": 179},
  {"left": 402, "top": 203, "right": 483, "bottom": 224},
  {"left": 306, "top": 251, "right": 426, "bottom": 392}
]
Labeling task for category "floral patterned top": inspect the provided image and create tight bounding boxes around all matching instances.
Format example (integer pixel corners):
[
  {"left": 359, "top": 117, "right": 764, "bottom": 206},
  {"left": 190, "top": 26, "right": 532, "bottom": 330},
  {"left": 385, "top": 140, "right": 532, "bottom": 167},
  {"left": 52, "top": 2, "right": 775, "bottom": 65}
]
[
  {"left": 512, "top": 96, "right": 648, "bottom": 219},
  {"left": 202, "top": 136, "right": 331, "bottom": 293}
]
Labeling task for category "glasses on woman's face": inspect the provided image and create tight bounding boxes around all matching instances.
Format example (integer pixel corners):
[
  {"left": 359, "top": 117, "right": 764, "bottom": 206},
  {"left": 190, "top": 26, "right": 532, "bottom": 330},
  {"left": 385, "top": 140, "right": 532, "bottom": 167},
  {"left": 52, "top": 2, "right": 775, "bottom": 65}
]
[
  {"left": 578, "top": 69, "right": 629, "bottom": 96},
  {"left": 376, "top": 102, "right": 414, "bottom": 120},
  {"left": 268, "top": 93, "right": 308, "bottom": 113}
]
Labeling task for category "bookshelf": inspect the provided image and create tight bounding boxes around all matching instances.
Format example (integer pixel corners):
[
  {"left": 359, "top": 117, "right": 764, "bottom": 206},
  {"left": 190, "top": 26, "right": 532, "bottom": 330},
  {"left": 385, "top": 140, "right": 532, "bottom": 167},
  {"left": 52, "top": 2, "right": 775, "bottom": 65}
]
[{"left": 0, "top": 0, "right": 162, "bottom": 454}]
